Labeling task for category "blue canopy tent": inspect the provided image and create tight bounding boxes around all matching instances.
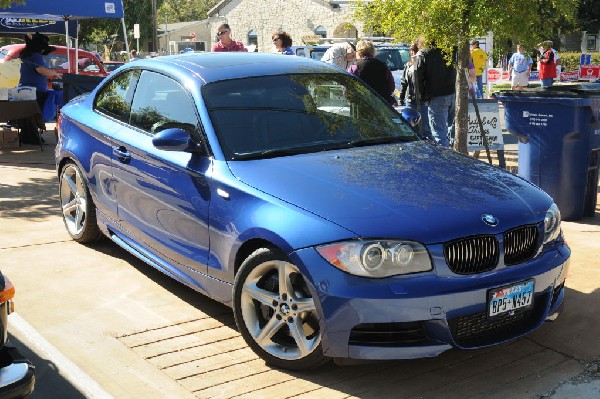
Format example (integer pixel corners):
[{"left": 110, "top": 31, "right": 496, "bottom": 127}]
[
  {"left": 0, "top": 18, "right": 78, "bottom": 38},
  {"left": 0, "top": 0, "right": 129, "bottom": 124},
  {"left": 0, "top": 0, "right": 129, "bottom": 64}
]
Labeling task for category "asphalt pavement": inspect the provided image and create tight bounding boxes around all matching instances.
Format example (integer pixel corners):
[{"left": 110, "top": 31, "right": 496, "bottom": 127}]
[{"left": 1, "top": 126, "right": 599, "bottom": 399}]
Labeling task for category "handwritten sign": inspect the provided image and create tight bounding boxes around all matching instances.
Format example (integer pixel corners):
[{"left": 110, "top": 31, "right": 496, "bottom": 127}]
[{"left": 467, "top": 100, "right": 504, "bottom": 151}]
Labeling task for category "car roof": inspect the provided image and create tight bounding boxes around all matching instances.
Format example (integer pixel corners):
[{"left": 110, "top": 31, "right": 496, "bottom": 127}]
[{"left": 124, "top": 52, "right": 342, "bottom": 84}]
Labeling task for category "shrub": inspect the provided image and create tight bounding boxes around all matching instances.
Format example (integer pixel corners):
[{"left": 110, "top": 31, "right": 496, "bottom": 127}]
[{"left": 559, "top": 51, "right": 600, "bottom": 71}]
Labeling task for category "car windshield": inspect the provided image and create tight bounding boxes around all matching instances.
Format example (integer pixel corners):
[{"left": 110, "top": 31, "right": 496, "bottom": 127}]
[
  {"left": 104, "top": 63, "right": 122, "bottom": 72},
  {"left": 310, "top": 48, "right": 328, "bottom": 61},
  {"left": 375, "top": 48, "right": 406, "bottom": 71},
  {"left": 203, "top": 73, "right": 419, "bottom": 160}
]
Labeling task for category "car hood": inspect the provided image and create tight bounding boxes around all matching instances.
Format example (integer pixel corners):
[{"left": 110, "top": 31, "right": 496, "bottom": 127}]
[{"left": 227, "top": 142, "right": 551, "bottom": 244}]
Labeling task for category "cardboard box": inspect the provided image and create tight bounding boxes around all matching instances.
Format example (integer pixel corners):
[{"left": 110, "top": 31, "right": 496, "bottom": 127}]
[{"left": 0, "top": 130, "right": 19, "bottom": 149}]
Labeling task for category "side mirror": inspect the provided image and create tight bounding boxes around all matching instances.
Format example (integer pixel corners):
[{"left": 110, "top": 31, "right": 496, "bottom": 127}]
[
  {"left": 397, "top": 106, "right": 421, "bottom": 127},
  {"left": 152, "top": 127, "right": 196, "bottom": 152}
]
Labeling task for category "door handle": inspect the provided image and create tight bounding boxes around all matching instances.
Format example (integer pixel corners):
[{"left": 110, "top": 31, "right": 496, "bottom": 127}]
[{"left": 113, "top": 146, "right": 131, "bottom": 163}]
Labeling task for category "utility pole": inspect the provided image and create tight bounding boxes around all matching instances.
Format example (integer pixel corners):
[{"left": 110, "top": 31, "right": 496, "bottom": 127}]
[
  {"left": 151, "top": 0, "right": 157, "bottom": 52},
  {"left": 165, "top": 13, "right": 169, "bottom": 55}
]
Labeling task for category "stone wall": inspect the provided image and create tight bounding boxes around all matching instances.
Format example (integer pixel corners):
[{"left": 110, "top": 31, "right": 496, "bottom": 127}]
[{"left": 207, "top": 0, "right": 365, "bottom": 53}]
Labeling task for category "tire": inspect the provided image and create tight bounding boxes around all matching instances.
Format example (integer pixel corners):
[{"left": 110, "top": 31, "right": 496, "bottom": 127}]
[
  {"left": 233, "top": 247, "right": 328, "bottom": 370},
  {"left": 59, "top": 162, "right": 102, "bottom": 242}
]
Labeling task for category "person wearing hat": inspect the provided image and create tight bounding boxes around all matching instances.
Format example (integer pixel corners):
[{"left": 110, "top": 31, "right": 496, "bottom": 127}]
[
  {"left": 537, "top": 41, "right": 556, "bottom": 88},
  {"left": 470, "top": 40, "right": 487, "bottom": 98},
  {"left": 321, "top": 42, "right": 356, "bottom": 70},
  {"left": 17, "top": 32, "right": 61, "bottom": 144}
]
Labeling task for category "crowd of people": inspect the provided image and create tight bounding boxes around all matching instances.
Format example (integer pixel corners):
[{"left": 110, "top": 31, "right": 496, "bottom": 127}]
[
  {"left": 18, "top": 24, "right": 559, "bottom": 149},
  {"left": 195, "top": 26, "right": 564, "bottom": 148}
]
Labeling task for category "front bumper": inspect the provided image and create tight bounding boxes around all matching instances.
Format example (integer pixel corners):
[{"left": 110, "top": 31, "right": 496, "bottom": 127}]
[
  {"left": 292, "top": 242, "right": 570, "bottom": 360},
  {"left": 0, "top": 345, "right": 35, "bottom": 398}
]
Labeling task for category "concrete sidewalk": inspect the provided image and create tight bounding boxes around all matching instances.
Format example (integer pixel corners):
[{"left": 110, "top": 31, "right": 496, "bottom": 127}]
[{"left": 1, "top": 129, "right": 599, "bottom": 398}]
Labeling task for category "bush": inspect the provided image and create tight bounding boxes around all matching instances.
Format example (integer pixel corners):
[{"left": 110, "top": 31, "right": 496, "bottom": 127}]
[{"left": 559, "top": 51, "right": 600, "bottom": 71}]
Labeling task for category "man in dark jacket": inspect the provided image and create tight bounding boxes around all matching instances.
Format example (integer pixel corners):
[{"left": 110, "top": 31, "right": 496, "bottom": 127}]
[{"left": 414, "top": 39, "right": 456, "bottom": 147}]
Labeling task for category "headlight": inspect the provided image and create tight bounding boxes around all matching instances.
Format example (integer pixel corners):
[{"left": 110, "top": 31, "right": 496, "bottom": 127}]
[
  {"left": 317, "top": 240, "right": 432, "bottom": 278},
  {"left": 543, "top": 203, "right": 561, "bottom": 244}
]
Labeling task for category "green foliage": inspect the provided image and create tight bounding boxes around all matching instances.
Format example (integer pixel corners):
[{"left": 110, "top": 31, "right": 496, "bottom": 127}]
[
  {"left": 79, "top": 0, "right": 220, "bottom": 53},
  {"left": 0, "top": 0, "right": 22, "bottom": 7},
  {"left": 355, "top": 0, "right": 579, "bottom": 64},
  {"left": 354, "top": 0, "right": 580, "bottom": 154},
  {"left": 158, "top": 0, "right": 220, "bottom": 22}
]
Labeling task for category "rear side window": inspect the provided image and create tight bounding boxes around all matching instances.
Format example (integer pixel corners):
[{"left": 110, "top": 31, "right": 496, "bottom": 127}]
[
  {"left": 129, "top": 71, "right": 198, "bottom": 135},
  {"left": 94, "top": 70, "right": 140, "bottom": 123}
]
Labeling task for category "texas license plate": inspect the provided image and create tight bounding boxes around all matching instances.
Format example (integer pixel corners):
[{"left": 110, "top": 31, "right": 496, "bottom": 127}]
[{"left": 488, "top": 280, "right": 534, "bottom": 318}]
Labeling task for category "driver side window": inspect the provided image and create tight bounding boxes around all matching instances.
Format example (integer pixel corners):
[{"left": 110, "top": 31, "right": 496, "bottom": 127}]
[{"left": 129, "top": 71, "right": 199, "bottom": 135}]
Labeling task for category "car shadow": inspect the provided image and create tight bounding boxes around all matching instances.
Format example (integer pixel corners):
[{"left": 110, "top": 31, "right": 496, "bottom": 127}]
[
  {"left": 80, "top": 240, "right": 599, "bottom": 398},
  {"left": 82, "top": 239, "right": 233, "bottom": 321},
  {"left": 7, "top": 334, "right": 86, "bottom": 399},
  {"left": 277, "top": 286, "right": 600, "bottom": 398}
]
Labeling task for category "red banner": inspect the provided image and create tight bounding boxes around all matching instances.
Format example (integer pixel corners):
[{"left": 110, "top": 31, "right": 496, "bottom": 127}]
[
  {"left": 560, "top": 71, "right": 580, "bottom": 82},
  {"left": 487, "top": 68, "right": 502, "bottom": 82},
  {"left": 579, "top": 65, "right": 600, "bottom": 80}
]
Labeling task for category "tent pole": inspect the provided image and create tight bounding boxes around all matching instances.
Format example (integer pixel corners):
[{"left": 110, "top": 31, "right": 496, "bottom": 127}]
[
  {"left": 121, "top": 18, "right": 130, "bottom": 61},
  {"left": 75, "top": 37, "right": 79, "bottom": 75},
  {"left": 64, "top": 19, "right": 71, "bottom": 74}
]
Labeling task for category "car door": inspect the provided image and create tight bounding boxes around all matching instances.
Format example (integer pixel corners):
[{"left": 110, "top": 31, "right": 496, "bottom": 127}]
[
  {"left": 86, "top": 69, "right": 141, "bottom": 220},
  {"left": 110, "top": 70, "right": 212, "bottom": 279}
]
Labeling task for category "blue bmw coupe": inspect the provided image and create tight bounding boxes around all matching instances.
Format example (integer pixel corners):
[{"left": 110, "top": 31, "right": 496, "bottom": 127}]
[{"left": 55, "top": 52, "right": 569, "bottom": 370}]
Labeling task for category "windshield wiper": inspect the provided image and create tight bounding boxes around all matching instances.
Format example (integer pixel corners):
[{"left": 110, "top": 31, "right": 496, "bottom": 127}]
[
  {"left": 346, "top": 136, "right": 415, "bottom": 147},
  {"left": 231, "top": 147, "right": 310, "bottom": 160}
]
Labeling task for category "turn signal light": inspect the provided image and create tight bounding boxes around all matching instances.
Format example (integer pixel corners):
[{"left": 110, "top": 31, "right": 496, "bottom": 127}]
[{"left": 0, "top": 276, "right": 15, "bottom": 303}]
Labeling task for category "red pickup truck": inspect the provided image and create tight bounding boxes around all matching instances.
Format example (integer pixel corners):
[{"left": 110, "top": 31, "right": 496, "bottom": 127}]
[{"left": 0, "top": 44, "right": 109, "bottom": 78}]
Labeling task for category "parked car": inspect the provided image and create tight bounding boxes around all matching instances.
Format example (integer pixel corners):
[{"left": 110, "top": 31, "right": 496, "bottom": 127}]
[
  {"left": 290, "top": 45, "right": 331, "bottom": 61},
  {"left": 0, "top": 271, "right": 35, "bottom": 397},
  {"left": 103, "top": 61, "right": 125, "bottom": 73},
  {"left": 0, "top": 44, "right": 109, "bottom": 78},
  {"left": 374, "top": 43, "right": 411, "bottom": 101},
  {"left": 55, "top": 52, "right": 569, "bottom": 371}
]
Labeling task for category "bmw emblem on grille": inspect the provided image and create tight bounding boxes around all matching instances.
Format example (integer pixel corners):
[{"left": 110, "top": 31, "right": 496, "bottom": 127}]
[{"left": 482, "top": 214, "right": 499, "bottom": 226}]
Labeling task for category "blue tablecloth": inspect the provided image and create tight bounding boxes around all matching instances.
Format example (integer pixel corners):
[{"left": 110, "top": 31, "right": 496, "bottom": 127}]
[{"left": 42, "top": 89, "right": 63, "bottom": 122}]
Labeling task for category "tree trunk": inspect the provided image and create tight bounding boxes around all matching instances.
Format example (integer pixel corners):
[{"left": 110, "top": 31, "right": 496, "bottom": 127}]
[{"left": 453, "top": 40, "right": 471, "bottom": 154}]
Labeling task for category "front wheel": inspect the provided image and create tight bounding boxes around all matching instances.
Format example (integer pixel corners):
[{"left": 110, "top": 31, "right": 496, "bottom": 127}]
[
  {"left": 59, "top": 162, "right": 102, "bottom": 242},
  {"left": 233, "top": 248, "right": 328, "bottom": 370}
]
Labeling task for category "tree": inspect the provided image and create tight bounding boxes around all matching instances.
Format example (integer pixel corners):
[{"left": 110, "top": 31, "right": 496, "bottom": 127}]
[
  {"left": 158, "top": 0, "right": 219, "bottom": 23},
  {"left": 578, "top": 0, "right": 600, "bottom": 32},
  {"left": 0, "top": 0, "right": 22, "bottom": 7},
  {"left": 79, "top": 0, "right": 219, "bottom": 56},
  {"left": 355, "top": 0, "right": 579, "bottom": 154}
]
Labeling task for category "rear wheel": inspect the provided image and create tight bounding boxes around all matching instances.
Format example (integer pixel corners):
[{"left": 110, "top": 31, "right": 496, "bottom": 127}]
[
  {"left": 233, "top": 248, "right": 328, "bottom": 370},
  {"left": 59, "top": 163, "right": 102, "bottom": 242}
]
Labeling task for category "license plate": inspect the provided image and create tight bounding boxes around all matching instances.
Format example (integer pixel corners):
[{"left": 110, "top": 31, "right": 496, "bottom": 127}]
[{"left": 488, "top": 280, "right": 534, "bottom": 318}]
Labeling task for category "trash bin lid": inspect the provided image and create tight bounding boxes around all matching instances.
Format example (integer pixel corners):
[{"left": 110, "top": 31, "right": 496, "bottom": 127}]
[{"left": 495, "top": 84, "right": 600, "bottom": 99}]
